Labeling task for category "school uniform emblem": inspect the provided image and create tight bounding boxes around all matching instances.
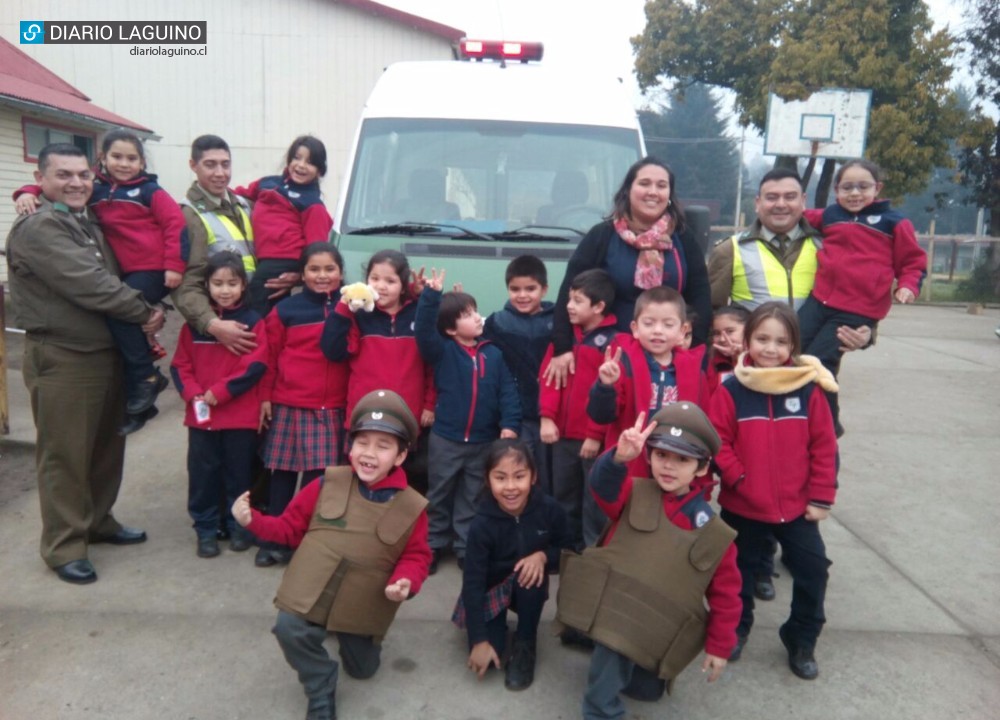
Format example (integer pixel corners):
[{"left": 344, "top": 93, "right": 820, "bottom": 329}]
[
  {"left": 867, "top": 216, "right": 881, "bottom": 224},
  {"left": 785, "top": 398, "right": 801, "bottom": 413},
  {"left": 694, "top": 510, "right": 710, "bottom": 528},
  {"left": 127, "top": 188, "right": 141, "bottom": 198},
  {"left": 594, "top": 334, "right": 608, "bottom": 348}
]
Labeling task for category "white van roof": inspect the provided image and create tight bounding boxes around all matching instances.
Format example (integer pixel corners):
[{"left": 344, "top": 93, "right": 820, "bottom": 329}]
[{"left": 363, "top": 61, "right": 639, "bottom": 129}]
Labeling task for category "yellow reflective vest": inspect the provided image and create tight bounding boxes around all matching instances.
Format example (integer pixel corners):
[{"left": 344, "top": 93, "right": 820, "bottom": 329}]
[
  {"left": 180, "top": 196, "right": 256, "bottom": 276},
  {"left": 730, "top": 234, "right": 818, "bottom": 310}
]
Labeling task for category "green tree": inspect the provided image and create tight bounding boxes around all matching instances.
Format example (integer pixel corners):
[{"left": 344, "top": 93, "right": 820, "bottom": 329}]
[
  {"left": 633, "top": 0, "right": 961, "bottom": 204},
  {"left": 638, "top": 84, "right": 741, "bottom": 223}
]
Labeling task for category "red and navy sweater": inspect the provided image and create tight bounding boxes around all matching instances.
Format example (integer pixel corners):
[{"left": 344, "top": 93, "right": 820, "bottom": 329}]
[
  {"left": 589, "top": 450, "right": 741, "bottom": 659},
  {"left": 538, "top": 315, "right": 618, "bottom": 441},
  {"left": 320, "top": 297, "right": 435, "bottom": 421},
  {"left": 260, "top": 287, "right": 349, "bottom": 410},
  {"left": 235, "top": 173, "right": 333, "bottom": 261},
  {"left": 170, "top": 304, "right": 268, "bottom": 430},
  {"left": 588, "top": 334, "right": 707, "bottom": 448},
  {"left": 708, "top": 357, "right": 838, "bottom": 524},
  {"left": 15, "top": 171, "right": 186, "bottom": 275},
  {"left": 247, "top": 466, "right": 431, "bottom": 597},
  {"left": 804, "top": 201, "right": 926, "bottom": 320}
]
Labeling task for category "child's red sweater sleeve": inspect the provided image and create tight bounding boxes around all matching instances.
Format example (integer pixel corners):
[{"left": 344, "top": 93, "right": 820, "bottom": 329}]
[
  {"left": 708, "top": 386, "right": 745, "bottom": 488},
  {"left": 247, "top": 478, "right": 318, "bottom": 547},
  {"left": 301, "top": 203, "right": 334, "bottom": 243},
  {"left": 170, "top": 325, "right": 204, "bottom": 401},
  {"left": 703, "top": 543, "right": 741, "bottom": 657},
  {"left": 537, "top": 344, "right": 561, "bottom": 420},
  {"left": 388, "top": 511, "right": 432, "bottom": 597},
  {"left": 12, "top": 184, "right": 41, "bottom": 200},
  {"left": 260, "top": 309, "right": 287, "bottom": 403},
  {"left": 803, "top": 207, "right": 824, "bottom": 230},
  {"left": 234, "top": 178, "right": 262, "bottom": 202},
  {"left": 892, "top": 217, "right": 927, "bottom": 296},
  {"left": 806, "top": 386, "right": 838, "bottom": 507},
  {"left": 149, "top": 188, "right": 188, "bottom": 274}
]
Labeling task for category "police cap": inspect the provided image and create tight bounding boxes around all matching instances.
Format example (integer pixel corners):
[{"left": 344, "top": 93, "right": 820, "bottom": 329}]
[
  {"left": 646, "top": 402, "right": 720, "bottom": 460},
  {"left": 349, "top": 389, "right": 419, "bottom": 448}
]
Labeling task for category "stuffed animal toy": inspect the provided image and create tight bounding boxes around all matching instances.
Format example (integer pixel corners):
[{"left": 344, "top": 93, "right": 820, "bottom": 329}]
[{"left": 340, "top": 282, "right": 379, "bottom": 313}]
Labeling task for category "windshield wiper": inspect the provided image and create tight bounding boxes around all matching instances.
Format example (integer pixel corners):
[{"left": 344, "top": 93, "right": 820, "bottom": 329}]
[
  {"left": 491, "top": 225, "right": 585, "bottom": 240},
  {"left": 349, "top": 221, "right": 493, "bottom": 241}
]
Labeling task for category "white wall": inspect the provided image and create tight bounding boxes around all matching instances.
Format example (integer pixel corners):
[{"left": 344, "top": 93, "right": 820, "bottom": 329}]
[{"left": 0, "top": 0, "right": 457, "bottom": 202}]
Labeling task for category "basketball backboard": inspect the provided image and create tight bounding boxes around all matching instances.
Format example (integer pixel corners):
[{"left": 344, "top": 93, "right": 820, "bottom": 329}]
[{"left": 763, "top": 88, "right": 872, "bottom": 158}]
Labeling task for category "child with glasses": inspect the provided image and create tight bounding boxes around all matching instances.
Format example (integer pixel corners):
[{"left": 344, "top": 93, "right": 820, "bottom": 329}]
[{"left": 797, "top": 158, "right": 926, "bottom": 432}]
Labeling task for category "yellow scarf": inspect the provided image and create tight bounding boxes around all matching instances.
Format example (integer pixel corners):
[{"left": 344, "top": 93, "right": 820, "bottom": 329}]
[{"left": 733, "top": 353, "right": 839, "bottom": 394}]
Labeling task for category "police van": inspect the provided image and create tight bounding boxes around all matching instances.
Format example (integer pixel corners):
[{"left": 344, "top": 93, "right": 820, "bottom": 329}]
[{"left": 332, "top": 39, "right": 645, "bottom": 312}]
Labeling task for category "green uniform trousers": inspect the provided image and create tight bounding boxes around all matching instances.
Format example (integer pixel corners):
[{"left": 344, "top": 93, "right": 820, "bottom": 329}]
[{"left": 23, "top": 337, "right": 127, "bottom": 567}]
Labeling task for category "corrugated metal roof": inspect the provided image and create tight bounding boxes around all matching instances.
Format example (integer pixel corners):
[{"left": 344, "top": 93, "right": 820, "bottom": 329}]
[{"left": 0, "top": 38, "right": 152, "bottom": 132}]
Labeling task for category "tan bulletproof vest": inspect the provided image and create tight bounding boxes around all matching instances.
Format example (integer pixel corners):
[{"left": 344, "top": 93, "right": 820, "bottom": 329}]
[
  {"left": 556, "top": 478, "right": 735, "bottom": 679},
  {"left": 274, "top": 466, "right": 427, "bottom": 640}
]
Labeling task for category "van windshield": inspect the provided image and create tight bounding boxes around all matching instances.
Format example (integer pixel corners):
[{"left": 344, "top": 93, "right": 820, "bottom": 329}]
[{"left": 341, "top": 118, "right": 641, "bottom": 238}]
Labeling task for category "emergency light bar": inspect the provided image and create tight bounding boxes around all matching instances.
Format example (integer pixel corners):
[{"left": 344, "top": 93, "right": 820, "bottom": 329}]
[{"left": 457, "top": 39, "right": 544, "bottom": 63}]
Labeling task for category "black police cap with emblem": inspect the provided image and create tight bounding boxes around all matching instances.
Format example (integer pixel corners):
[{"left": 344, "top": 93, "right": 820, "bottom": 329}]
[
  {"left": 646, "top": 402, "right": 720, "bottom": 460},
  {"left": 349, "top": 389, "right": 419, "bottom": 448}
]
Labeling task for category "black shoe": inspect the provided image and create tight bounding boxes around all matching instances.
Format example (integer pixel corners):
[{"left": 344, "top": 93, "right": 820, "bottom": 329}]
[
  {"left": 754, "top": 574, "right": 776, "bottom": 601},
  {"left": 621, "top": 665, "right": 666, "bottom": 701},
  {"left": 54, "top": 558, "right": 98, "bottom": 584},
  {"left": 304, "top": 690, "right": 336, "bottom": 720},
  {"left": 504, "top": 639, "right": 536, "bottom": 691},
  {"left": 729, "top": 633, "right": 748, "bottom": 662},
  {"left": 118, "top": 406, "right": 159, "bottom": 436},
  {"left": 254, "top": 546, "right": 277, "bottom": 567},
  {"left": 229, "top": 528, "right": 252, "bottom": 552},
  {"left": 428, "top": 548, "right": 442, "bottom": 575},
  {"left": 126, "top": 371, "right": 169, "bottom": 415},
  {"left": 270, "top": 547, "right": 293, "bottom": 564},
  {"left": 197, "top": 536, "right": 221, "bottom": 558},
  {"left": 559, "top": 627, "right": 595, "bottom": 651},
  {"left": 92, "top": 525, "right": 147, "bottom": 545},
  {"left": 779, "top": 625, "right": 819, "bottom": 680}
]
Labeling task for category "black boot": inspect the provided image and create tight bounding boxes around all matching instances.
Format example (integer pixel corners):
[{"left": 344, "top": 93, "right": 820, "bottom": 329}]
[{"left": 504, "top": 639, "right": 536, "bottom": 691}]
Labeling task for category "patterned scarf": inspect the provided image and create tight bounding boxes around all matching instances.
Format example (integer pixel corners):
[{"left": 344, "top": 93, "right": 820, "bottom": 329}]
[{"left": 613, "top": 214, "right": 675, "bottom": 289}]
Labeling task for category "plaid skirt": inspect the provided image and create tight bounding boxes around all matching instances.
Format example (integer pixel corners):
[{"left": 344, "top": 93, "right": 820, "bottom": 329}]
[
  {"left": 261, "top": 404, "right": 345, "bottom": 471},
  {"left": 451, "top": 573, "right": 517, "bottom": 629}
]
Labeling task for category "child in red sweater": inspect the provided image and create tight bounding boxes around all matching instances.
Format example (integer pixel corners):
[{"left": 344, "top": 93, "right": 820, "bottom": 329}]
[
  {"left": 708, "top": 301, "right": 838, "bottom": 680},
  {"left": 170, "top": 251, "right": 268, "bottom": 559},
  {"left": 236, "top": 135, "right": 334, "bottom": 315},
  {"left": 539, "top": 269, "right": 617, "bottom": 547},
  {"left": 255, "top": 242, "right": 350, "bottom": 567},
  {"left": 15, "top": 129, "right": 186, "bottom": 435},
  {"left": 232, "top": 389, "right": 431, "bottom": 720}
]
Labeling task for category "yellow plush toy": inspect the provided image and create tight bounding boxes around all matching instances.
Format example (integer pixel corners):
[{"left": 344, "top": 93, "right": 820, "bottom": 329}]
[{"left": 340, "top": 282, "right": 379, "bottom": 313}]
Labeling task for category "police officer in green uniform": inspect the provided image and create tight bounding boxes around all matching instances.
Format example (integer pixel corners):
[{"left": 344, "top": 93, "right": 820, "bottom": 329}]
[{"left": 5, "top": 143, "right": 162, "bottom": 584}]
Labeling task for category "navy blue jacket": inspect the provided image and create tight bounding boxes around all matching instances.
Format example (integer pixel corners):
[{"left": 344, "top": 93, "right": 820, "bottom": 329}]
[
  {"left": 415, "top": 288, "right": 521, "bottom": 443},
  {"left": 482, "top": 301, "right": 555, "bottom": 421},
  {"left": 461, "top": 487, "right": 574, "bottom": 645}
]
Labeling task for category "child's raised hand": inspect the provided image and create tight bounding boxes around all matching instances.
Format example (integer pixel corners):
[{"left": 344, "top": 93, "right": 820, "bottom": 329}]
[
  {"left": 540, "top": 417, "right": 559, "bottom": 444},
  {"left": 232, "top": 491, "right": 253, "bottom": 528},
  {"left": 384, "top": 578, "right": 412, "bottom": 602},
  {"left": 579, "top": 438, "right": 601, "bottom": 459},
  {"left": 164, "top": 270, "right": 183, "bottom": 289},
  {"left": 410, "top": 265, "right": 427, "bottom": 296},
  {"left": 597, "top": 345, "right": 622, "bottom": 386},
  {"left": 612, "top": 412, "right": 656, "bottom": 464},
  {"left": 467, "top": 641, "right": 501, "bottom": 679},
  {"left": 425, "top": 267, "right": 446, "bottom": 292},
  {"left": 15, "top": 194, "right": 41, "bottom": 216},
  {"left": 805, "top": 504, "right": 830, "bottom": 522},
  {"left": 894, "top": 287, "right": 915, "bottom": 304},
  {"left": 514, "top": 550, "right": 547, "bottom": 589},
  {"left": 701, "top": 653, "right": 727, "bottom": 682},
  {"left": 451, "top": 281, "right": 464, "bottom": 293}
]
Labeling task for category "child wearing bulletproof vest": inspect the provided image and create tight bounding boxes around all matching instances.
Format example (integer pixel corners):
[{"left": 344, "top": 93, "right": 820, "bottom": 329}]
[
  {"left": 453, "top": 439, "right": 574, "bottom": 691},
  {"left": 556, "top": 403, "right": 741, "bottom": 720},
  {"left": 231, "top": 390, "right": 431, "bottom": 720},
  {"left": 708, "top": 301, "right": 838, "bottom": 681}
]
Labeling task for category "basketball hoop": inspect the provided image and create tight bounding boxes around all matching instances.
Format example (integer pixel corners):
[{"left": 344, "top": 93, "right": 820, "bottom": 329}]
[{"left": 763, "top": 88, "right": 872, "bottom": 159}]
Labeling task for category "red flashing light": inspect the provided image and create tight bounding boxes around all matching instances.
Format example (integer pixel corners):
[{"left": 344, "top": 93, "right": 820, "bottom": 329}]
[{"left": 458, "top": 39, "right": 544, "bottom": 63}]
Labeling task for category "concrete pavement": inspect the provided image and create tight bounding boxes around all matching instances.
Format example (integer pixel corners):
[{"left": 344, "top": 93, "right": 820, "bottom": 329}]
[{"left": 1, "top": 303, "right": 998, "bottom": 720}]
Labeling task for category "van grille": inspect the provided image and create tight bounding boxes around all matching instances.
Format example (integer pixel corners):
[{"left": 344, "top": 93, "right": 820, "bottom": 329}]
[{"left": 401, "top": 243, "right": 575, "bottom": 260}]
